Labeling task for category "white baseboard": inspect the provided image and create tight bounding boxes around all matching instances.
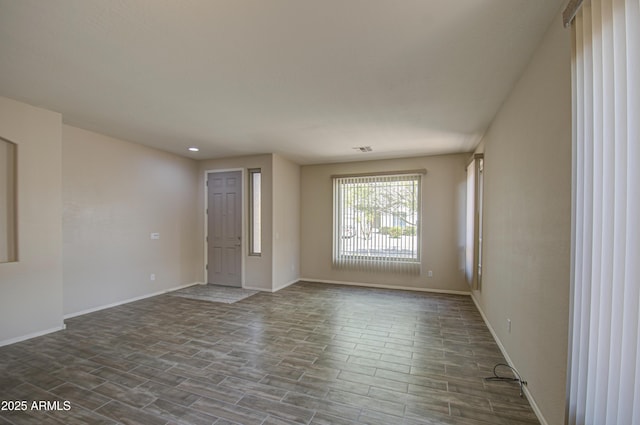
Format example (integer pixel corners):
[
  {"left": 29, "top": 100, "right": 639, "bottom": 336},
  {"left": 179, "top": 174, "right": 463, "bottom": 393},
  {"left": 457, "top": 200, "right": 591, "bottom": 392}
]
[
  {"left": 301, "top": 278, "right": 471, "bottom": 296},
  {"left": 243, "top": 284, "right": 272, "bottom": 292},
  {"left": 272, "top": 278, "right": 299, "bottom": 292},
  {"left": 63, "top": 282, "right": 203, "bottom": 319},
  {"left": 0, "top": 324, "right": 67, "bottom": 348},
  {"left": 244, "top": 279, "right": 299, "bottom": 293},
  {"left": 470, "top": 293, "right": 549, "bottom": 425}
]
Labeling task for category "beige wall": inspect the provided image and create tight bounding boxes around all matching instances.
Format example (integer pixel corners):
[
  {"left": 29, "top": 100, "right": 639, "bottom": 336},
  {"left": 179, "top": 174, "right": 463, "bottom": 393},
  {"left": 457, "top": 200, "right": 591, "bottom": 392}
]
[
  {"left": 300, "top": 154, "right": 469, "bottom": 292},
  {"left": 198, "top": 154, "right": 273, "bottom": 291},
  {"left": 472, "top": 15, "right": 571, "bottom": 425},
  {"left": 62, "top": 125, "right": 200, "bottom": 316},
  {"left": 0, "top": 96, "right": 64, "bottom": 344},
  {"left": 272, "top": 154, "right": 301, "bottom": 290}
]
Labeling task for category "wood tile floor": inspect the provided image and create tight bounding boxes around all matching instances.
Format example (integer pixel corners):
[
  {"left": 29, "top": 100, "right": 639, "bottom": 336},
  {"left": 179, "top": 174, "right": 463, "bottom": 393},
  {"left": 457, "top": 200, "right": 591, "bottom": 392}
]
[{"left": 0, "top": 282, "right": 539, "bottom": 425}]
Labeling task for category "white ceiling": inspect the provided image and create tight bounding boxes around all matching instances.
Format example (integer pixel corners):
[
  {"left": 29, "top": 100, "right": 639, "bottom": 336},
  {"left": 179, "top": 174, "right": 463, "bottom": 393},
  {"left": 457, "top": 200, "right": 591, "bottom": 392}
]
[{"left": 0, "top": 0, "right": 564, "bottom": 164}]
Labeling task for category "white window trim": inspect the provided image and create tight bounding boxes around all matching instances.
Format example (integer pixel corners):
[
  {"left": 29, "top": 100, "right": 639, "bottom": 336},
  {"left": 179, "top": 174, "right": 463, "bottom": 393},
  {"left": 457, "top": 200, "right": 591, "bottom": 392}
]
[{"left": 332, "top": 171, "right": 424, "bottom": 275}]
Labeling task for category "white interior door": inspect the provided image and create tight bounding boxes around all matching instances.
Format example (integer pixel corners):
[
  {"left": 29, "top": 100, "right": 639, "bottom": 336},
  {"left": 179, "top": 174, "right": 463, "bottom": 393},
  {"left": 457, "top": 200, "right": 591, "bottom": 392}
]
[{"left": 207, "top": 171, "right": 242, "bottom": 287}]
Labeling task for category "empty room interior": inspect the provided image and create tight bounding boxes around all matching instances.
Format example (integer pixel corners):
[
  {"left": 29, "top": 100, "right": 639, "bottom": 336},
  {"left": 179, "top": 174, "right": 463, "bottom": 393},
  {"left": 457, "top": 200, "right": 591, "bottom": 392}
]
[{"left": 1, "top": 1, "right": 638, "bottom": 425}]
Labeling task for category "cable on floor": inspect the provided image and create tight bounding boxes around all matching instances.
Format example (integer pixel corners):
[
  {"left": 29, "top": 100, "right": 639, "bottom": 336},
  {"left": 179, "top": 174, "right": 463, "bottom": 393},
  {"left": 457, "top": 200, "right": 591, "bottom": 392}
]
[{"left": 484, "top": 363, "right": 527, "bottom": 397}]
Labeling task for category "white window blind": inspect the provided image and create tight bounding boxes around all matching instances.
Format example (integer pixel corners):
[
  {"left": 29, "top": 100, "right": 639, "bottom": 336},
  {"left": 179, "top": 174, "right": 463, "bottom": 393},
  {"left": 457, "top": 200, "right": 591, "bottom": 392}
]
[
  {"left": 249, "top": 169, "right": 261, "bottom": 256},
  {"left": 0, "top": 138, "right": 17, "bottom": 263},
  {"left": 465, "top": 155, "right": 484, "bottom": 290},
  {"left": 332, "top": 172, "right": 422, "bottom": 274},
  {"left": 567, "top": 0, "right": 640, "bottom": 424}
]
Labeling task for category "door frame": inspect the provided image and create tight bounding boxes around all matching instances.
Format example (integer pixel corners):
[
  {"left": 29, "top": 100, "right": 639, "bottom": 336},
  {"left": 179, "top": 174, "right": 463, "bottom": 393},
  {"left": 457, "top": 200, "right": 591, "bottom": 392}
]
[{"left": 204, "top": 168, "right": 245, "bottom": 287}]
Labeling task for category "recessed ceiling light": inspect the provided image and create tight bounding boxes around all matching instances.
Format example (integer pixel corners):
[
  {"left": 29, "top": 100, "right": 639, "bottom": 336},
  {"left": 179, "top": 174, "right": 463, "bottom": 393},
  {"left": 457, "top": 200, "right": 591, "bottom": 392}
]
[{"left": 188, "top": 147, "right": 200, "bottom": 152}]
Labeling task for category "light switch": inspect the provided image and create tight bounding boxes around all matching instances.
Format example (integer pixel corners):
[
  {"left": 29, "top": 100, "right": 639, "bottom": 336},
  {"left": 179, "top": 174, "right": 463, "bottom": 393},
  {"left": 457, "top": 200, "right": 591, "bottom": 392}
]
[{"left": 150, "top": 232, "right": 160, "bottom": 240}]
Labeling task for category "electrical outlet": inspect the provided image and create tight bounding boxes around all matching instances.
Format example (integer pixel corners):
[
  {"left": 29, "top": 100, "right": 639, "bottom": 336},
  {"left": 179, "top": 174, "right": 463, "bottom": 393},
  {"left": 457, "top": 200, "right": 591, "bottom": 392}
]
[
  {"left": 150, "top": 232, "right": 160, "bottom": 240},
  {"left": 427, "top": 270, "right": 433, "bottom": 278},
  {"left": 507, "top": 319, "right": 512, "bottom": 333},
  {"left": 150, "top": 273, "right": 156, "bottom": 281}
]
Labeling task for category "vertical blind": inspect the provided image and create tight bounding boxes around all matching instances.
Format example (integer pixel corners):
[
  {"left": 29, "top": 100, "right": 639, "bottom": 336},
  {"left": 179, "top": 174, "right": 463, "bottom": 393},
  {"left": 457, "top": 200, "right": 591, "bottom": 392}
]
[
  {"left": 0, "top": 138, "right": 17, "bottom": 263},
  {"left": 567, "top": 1, "right": 640, "bottom": 424},
  {"left": 249, "top": 169, "right": 261, "bottom": 256},
  {"left": 465, "top": 158, "right": 477, "bottom": 288},
  {"left": 465, "top": 155, "right": 484, "bottom": 290},
  {"left": 333, "top": 173, "right": 421, "bottom": 274}
]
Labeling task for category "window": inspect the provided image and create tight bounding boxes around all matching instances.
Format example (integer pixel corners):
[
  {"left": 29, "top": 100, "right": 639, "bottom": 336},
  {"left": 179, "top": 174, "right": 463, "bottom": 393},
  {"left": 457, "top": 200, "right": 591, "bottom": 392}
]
[
  {"left": 465, "top": 154, "right": 483, "bottom": 290},
  {"left": 248, "top": 169, "right": 261, "bottom": 255},
  {"left": 333, "top": 171, "right": 422, "bottom": 274},
  {"left": 1, "top": 138, "right": 17, "bottom": 263}
]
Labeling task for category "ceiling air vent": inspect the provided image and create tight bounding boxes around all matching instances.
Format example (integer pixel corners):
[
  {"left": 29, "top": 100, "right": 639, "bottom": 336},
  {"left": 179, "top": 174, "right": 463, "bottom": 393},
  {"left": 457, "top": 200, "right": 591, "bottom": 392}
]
[{"left": 353, "top": 146, "right": 373, "bottom": 153}]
